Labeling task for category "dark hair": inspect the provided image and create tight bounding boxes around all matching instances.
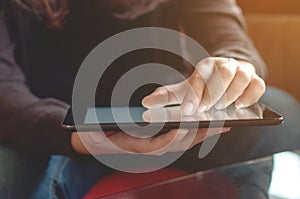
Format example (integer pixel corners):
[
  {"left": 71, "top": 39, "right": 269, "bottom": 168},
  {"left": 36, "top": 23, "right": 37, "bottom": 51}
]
[{"left": 15, "top": 0, "right": 68, "bottom": 29}]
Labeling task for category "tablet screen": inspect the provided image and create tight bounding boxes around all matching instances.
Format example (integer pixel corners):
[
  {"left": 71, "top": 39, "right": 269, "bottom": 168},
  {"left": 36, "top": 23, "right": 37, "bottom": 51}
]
[
  {"left": 84, "top": 107, "right": 146, "bottom": 124},
  {"left": 83, "top": 104, "right": 263, "bottom": 125}
]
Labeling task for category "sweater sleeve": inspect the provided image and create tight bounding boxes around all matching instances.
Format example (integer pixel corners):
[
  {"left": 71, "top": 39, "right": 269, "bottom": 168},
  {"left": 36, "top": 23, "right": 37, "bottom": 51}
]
[
  {"left": 0, "top": 15, "right": 76, "bottom": 156},
  {"left": 180, "top": 0, "right": 267, "bottom": 78}
]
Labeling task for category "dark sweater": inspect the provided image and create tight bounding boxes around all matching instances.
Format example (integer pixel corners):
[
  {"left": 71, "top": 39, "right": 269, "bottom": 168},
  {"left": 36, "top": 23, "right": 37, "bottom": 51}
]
[{"left": 0, "top": 0, "right": 266, "bottom": 156}]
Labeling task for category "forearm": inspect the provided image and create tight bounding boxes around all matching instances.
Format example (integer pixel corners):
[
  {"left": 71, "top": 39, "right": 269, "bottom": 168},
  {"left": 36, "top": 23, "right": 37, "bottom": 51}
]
[
  {"left": 0, "top": 84, "right": 73, "bottom": 155},
  {"left": 0, "top": 16, "right": 75, "bottom": 156}
]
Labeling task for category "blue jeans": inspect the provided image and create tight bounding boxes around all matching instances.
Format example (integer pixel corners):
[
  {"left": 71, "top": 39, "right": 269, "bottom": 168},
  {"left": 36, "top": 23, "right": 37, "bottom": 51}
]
[
  {"left": 1, "top": 87, "right": 298, "bottom": 199},
  {"left": 31, "top": 156, "right": 111, "bottom": 199},
  {"left": 0, "top": 147, "right": 49, "bottom": 199}
]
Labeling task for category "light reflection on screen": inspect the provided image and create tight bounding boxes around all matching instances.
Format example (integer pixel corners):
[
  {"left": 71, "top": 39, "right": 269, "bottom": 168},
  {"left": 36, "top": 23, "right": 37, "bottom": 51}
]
[{"left": 84, "top": 103, "right": 264, "bottom": 124}]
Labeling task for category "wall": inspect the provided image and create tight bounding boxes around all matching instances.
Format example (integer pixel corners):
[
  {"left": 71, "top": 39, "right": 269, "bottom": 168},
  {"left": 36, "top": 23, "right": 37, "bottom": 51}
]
[{"left": 238, "top": 0, "right": 300, "bottom": 100}]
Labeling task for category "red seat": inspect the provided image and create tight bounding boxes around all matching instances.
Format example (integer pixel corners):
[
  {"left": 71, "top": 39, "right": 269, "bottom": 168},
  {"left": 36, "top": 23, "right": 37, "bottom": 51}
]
[{"left": 83, "top": 168, "right": 188, "bottom": 199}]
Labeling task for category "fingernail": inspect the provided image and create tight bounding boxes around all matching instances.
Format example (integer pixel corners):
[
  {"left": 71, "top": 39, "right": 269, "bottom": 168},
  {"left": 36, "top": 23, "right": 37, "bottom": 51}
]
[
  {"left": 88, "top": 132, "right": 105, "bottom": 143},
  {"left": 198, "top": 104, "right": 207, "bottom": 112},
  {"left": 235, "top": 101, "right": 244, "bottom": 109},
  {"left": 215, "top": 102, "right": 224, "bottom": 110},
  {"left": 183, "top": 117, "right": 195, "bottom": 122},
  {"left": 146, "top": 103, "right": 162, "bottom": 108},
  {"left": 142, "top": 111, "right": 151, "bottom": 122},
  {"left": 183, "top": 102, "right": 194, "bottom": 115},
  {"left": 151, "top": 104, "right": 162, "bottom": 108}
]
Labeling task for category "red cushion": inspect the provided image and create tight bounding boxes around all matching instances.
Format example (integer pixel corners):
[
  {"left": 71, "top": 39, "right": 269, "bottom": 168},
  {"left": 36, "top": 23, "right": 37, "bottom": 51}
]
[{"left": 83, "top": 168, "right": 188, "bottom": 199}]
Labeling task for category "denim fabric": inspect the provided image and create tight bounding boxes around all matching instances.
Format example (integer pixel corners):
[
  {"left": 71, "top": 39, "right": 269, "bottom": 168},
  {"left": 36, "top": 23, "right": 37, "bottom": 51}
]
[
  {"left": 31, "top": 156, "right": 111, "bottom": 199},
  {"left": 0, "top": 147, "right": 49, "bottom": 199}
]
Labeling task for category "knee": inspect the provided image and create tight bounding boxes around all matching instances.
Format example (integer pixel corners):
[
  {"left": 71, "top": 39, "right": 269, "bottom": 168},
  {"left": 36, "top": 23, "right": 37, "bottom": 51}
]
[
  {"left": 260, "top": 87, "right": 300, "bottom": 150},
  {"left": 261, "top": 87, "right": 300, "bottom": 116}
]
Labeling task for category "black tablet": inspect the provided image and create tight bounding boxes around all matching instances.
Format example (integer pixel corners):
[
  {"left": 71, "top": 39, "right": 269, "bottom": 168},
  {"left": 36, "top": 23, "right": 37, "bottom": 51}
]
[{"left": 62, "top": 102, "right": 283, "bottom": 132}]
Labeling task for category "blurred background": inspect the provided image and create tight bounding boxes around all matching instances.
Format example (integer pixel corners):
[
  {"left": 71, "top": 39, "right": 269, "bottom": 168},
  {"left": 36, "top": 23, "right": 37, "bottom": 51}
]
[{"left": 237, "top": 0, "right": 300, "bottom": 101}]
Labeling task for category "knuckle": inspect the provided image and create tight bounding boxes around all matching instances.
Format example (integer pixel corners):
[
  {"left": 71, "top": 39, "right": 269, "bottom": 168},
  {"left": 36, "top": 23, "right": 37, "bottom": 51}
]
[
  {"left": 218, "top": 64, "right": 234, "bottom": 78},
  {"left": 203, "top": 90, "right": 213, "bottom": 102},
  {"left": 200, "top": 57, "right": 214, "bottom": 66},
  {"left": 192, "top": 70, "right": 203, "bottom": 80},
  {"left": 185, "top": 90, "right": 196, "bottom": 101},
  {"left": 252, "top": 77, "right": 266, "bottom": 93},
  {"left": 236, "top": 69, "right": 251, "bottom": 83}
]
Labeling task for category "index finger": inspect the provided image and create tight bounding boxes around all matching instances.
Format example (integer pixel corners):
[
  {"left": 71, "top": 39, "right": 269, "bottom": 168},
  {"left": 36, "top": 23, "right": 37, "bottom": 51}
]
[{"left": 142, "top": 82, "right": 186, "bottom": 108}]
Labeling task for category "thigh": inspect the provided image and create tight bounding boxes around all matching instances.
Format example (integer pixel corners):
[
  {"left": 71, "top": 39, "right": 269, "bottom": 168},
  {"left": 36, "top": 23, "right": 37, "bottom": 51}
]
[
  {"left": 172, "top": 87, "right": 300, "bottom": 172},
  {"left": 0, "top": 146, "right": 49, "bottom": 199},
  {"left": 32, "top": 155, "right": 112, "bottom": 199}
]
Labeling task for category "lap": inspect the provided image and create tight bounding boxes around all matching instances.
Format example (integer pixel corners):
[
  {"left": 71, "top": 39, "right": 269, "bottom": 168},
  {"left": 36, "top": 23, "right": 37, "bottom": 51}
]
[
  {"left": 32, "top": 155, "right": 111, "bottom": 199},
  {"left": 32, "top": 87, "right": 300, "bottom": 198}
]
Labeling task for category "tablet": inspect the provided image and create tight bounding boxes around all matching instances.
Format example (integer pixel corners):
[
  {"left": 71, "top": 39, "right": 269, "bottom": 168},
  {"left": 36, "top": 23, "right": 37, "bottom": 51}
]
[{"left": 62, "top": 102, "right": 283, "bottom": 132}]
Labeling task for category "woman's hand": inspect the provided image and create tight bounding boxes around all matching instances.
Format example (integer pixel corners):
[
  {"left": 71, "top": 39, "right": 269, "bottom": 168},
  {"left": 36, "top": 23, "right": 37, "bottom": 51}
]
[
  {"left": 71, "top": 128, "right": 230, "bottom": 155},
  {"left": 142, "top": 57, "right": 266, "bottom": 115}
]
